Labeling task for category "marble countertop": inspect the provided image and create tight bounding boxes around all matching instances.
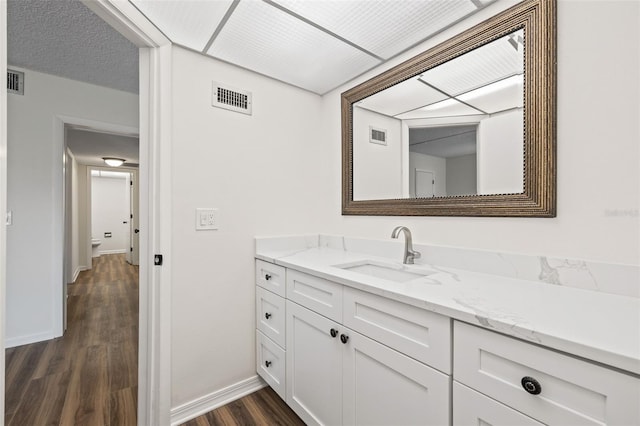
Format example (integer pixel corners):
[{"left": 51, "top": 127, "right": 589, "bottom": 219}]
[{"left": 256, "top": 244, "right": 640, "bottom": 376}]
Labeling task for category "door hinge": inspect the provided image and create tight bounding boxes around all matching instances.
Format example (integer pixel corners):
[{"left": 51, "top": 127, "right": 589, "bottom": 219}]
[
  {"left": 130, "top": 213, "right": 133, "bottom": 219},
  {"left": 130, "top": 180, "right": 133, "bottom": 186},
  {"left": 154, "top": 254, "right": 163, "bottom": 266},
  {"left": 130, "top": 247, "right": 133, "bottom": 252}
]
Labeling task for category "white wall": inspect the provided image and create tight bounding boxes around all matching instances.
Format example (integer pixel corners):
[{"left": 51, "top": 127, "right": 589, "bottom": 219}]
[
  {"left": 409, "top": 152, "right": 446, "bottom": 197},
  {"left": 353, "top": 107, "right": 403, "bottom": 200},
  {"left": 169, "top": 47, "right": 334, "bottom": 408},
  {"left": 6, "top": 68, "right": 138, "bottom": 346},
  {"left": 446, "top": 154, "right": 477, "bottom": 196},
  {"left": 91, "top": 173, "right": 129, "bottom": 254},
  {"left": 477, "top": 109, "right": 524, "bottom": 194},
  {"left": 320, "top": 0, "right": 639, "bottom": 266}
]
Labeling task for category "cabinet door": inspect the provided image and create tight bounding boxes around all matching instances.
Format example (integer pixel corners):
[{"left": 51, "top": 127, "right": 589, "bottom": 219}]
[
  {"left": 453, "top": 382, "right": 543, "bottom": 426},
  {"left": 286, "top": 300, "right": 343, "bottom": 426},
  {"left": 342, "top": 328, "right": 450, "bottom": 426}
]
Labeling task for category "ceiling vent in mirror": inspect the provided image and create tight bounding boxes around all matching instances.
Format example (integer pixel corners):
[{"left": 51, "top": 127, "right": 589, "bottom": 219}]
[
  {"left": 212, "top": 82, "right": 252, "bottom": 115},
  {"left": 369, "top": 127, "right": 387, "bottom": 145},
  {"left": 7, "top": 69, "right": 24, "bottom": 95}
]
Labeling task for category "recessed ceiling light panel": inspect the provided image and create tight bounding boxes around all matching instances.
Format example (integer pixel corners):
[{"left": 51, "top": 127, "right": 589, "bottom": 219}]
[
  {"left": 130, "top": 0, "right": 234, "bottom": 51},
  {"left": 396, "top": 99, "right": 479, "bottom": 120},
  {"left": 272, "top": 0, "right": 479, "bottom": 59},
  {"left": 207, "top": 0, "right": 381, "bottom": 94}
]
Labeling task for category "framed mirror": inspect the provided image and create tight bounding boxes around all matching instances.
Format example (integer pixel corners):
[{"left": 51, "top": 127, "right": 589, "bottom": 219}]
[{"left": 342, "top": 0, "right": 556, "bottom": 217}]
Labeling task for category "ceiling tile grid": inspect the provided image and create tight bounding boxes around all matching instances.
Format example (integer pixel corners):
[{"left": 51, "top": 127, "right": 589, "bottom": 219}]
[
  {"left": 272, "top": 0, "right": 480, "bottom": 59},
  {"left": 419, "top": 29, "right": 524, "bottom": 96},
  {"left": 131, "top": 0, "right": 234, "bottom": 51},
  {"left": 207, "top": 0, "right": 381, "bottom": 94}
]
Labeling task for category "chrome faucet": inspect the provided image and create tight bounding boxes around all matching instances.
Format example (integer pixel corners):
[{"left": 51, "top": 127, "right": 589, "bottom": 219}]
[{"left": 391, "top": 226, "right": 421, "bottom": 265}]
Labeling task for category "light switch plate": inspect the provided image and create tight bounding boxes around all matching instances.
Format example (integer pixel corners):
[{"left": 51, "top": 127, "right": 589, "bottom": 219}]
[{"left": 196, "top": 208, "right": 219, "bottom": 230}]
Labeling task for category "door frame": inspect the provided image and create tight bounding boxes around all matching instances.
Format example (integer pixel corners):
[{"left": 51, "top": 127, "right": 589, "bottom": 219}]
[{"left": 0, "top": 1, "right": 173, "bottom": 425}]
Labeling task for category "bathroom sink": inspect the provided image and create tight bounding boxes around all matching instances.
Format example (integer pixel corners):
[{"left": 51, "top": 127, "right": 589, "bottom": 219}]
[{"left": 333, "top": 260, "right": 435, "bottom": 283}]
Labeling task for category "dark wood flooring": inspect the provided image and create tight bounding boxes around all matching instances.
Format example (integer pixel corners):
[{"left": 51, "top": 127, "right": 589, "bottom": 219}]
[
  {"left": 4, "top": 254, "right": 139, "bottom": 426},
  {"left": 181, "top": 386, "right": 304, "bottom": 426}
]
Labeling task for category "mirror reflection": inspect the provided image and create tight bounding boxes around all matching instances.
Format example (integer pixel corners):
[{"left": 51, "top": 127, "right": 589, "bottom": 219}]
[{"left": 353, "top": 29, "right": 525, "bottom": 201}]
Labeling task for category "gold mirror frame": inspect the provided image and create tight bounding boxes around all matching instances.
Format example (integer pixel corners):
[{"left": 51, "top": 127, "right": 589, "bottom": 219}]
[{"left": 342, "top": 0, "right": 556, "bottom": 217}]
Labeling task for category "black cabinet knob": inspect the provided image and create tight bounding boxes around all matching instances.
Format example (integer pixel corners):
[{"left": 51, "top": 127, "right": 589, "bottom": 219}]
[
  {"left": 265, "top": 360, "right": 272, "bottom": 367},
  {"left": 330, "top": 328, "right": 338, "bottom": 338},
  {"left": 265, "top": 274, "right": 272, "bottom": 281},
  {"left": 340, "top": 334, "right": 349, "bottom": 344},
  {"left": 521, "top": 376, "right": 542, "bottom": 395},
  {"left": 265, "top": 312, "right": 272, "bottom": 319}
]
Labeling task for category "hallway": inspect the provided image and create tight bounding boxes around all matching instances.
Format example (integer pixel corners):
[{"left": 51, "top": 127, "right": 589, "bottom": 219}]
[{"left": 4, "top": 254, "right": 138, "bottom": 425}]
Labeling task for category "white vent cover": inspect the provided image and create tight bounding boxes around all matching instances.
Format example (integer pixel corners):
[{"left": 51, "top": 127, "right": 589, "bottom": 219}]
[
  {"left": 212, "top": 82, "right": 252, "bottom": 115},
  {"left": 7, "top": 69, "right": 24, "bottom": 95},
  {"left": 369, "top": 126, "right": 387, "bottom": 145}
]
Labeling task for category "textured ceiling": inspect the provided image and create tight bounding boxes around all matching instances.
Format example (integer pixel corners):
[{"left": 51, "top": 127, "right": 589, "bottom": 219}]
[
  {"left": 7, "top": 0, "right": 139, "bottom": 94},
  {"left": 66, "top": 127, "right": 139, "bottom": 168}
]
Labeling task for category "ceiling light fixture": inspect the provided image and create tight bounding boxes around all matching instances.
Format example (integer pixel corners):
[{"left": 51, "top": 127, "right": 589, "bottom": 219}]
[{"left": 103, "top": 157, "right": 125, "bottom": 167}]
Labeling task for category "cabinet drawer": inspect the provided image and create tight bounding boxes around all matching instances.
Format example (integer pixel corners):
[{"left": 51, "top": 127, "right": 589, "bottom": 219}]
[
  {"left": 256, "top": 286, "right": 286, "bottom": 348},
  {"left": 453, "top": 381, "right": 543, "bottom": 426},
  {"left": 343, "top": 287, "right": 451, "bottom": 373},
  {"left": 256, "top": 259, "right": 286, "bottom": 297},
  {"left": 256, "top": 330, "right": 286, "bottom": 400},
  {"left": 454, "top": 321, "right": 640, "bottom": 425},
  {"left": 286, "top": 269, "right": 342, "bottom": 322}
]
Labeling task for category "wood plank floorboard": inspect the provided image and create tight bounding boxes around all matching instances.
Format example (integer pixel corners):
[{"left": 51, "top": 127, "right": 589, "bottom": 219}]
[
  {"left": 4, "top": 254, "right": 138, "bottom": 426},
  {"left": 181, "top": 387, "right": 305, "bottom": 426}
]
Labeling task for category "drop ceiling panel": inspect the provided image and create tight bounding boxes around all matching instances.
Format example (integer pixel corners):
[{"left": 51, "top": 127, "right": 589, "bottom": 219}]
[
  {"left": 131, "top": 0, "right": 233, "bottom": 51},
  {"left": 208, "top": 0, "right": 381, "bottom": 94},
  {"left": 457, "top": 74, "right": 523, "bottom": 113},
  {"left": 396, "top": 98, "right": 479, "bottom": 120},
  {"left": 419, "top": 29, "right": 524, "bottom": 96},
  {"left": 272, "top": 0, "right": 479, "bottom": 59},
  {"left": 357, "top": 77, "right": 448, "bottom": 117}
]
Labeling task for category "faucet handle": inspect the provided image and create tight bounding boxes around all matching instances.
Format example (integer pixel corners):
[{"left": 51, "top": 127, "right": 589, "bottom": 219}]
[{"left": 412, "top": 250, "right": 421, "bottom": 260}]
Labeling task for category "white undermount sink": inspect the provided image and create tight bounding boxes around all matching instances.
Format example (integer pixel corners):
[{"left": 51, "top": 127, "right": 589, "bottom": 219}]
[{"left": 333, "top": 260, "right": 436, "bottom": 282}]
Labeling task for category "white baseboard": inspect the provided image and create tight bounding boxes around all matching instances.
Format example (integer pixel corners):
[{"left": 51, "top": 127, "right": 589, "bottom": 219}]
[
  {"left": 5, "top": 330, "right": 55, "bottom": 348},
  {"left": 170, "top": 375, "right": 266, "bottom": 426},
  {"left": 99, "top": 249, "right": 126, "bottom": 255}
]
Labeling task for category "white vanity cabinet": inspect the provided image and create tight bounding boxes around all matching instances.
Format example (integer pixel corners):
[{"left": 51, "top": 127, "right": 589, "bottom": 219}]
[{"left": 453, "top": 321, "right": 640, "bottom": 426}]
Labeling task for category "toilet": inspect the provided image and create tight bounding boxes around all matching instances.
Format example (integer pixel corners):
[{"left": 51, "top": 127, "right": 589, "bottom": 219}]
[{"left": 91, "top": 238, "right": 102, "bottom": 258}]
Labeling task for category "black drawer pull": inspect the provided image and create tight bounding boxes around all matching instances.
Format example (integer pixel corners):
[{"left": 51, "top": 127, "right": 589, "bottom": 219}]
[
  {"left": 265, "top": 312, "right": 272, "bottom": 319},
  {"left": 340, "top": 334, "right": 349, "bottom": 344},
  {"left": 265, "top": 274, "right": 272, "bottom": 280},
  {"left": 330, "top": 328, "right": 338, "bottom": 338},
  {"left": 521, "top": 376, "right": 542, "bottom": 395},
  {"left": 265, "top": 360, "right": 272, "bottom": 368}
]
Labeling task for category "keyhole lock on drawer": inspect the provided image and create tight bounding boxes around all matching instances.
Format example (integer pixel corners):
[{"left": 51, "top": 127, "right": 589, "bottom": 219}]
[
  {"left": 265, "top": 361, "right": 272, "bottom": 368},
  {"left": 265, "top": 274, "right": 272, "bottom": 280},
  {"left": 265, "top": 312, "right": 272, "bottom": 319},
  {"left": 521, "top": 376, "right": 542, "bottom": 395}
]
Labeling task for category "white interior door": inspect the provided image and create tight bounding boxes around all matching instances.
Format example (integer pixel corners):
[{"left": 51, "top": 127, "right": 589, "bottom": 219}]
[
  {"left": 415, "top": 169, "right": 435, "bottom": 198},
  {"left": 125, "top": 172, "right": 132, "bottom": 264},
  {"left": 129, "top": 171, "right": 139, "bottom": 265}
]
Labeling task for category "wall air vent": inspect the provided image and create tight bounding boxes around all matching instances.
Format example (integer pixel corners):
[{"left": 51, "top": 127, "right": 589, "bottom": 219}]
[
  {"left": 212, "top": 82, "right": 252, "bottom": 115},
  {"left": 7, "top": 69, "right": 24, "bottom": 95},
  {"left": 369, "top": 126, "right": 387, "bottom": 145}
]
